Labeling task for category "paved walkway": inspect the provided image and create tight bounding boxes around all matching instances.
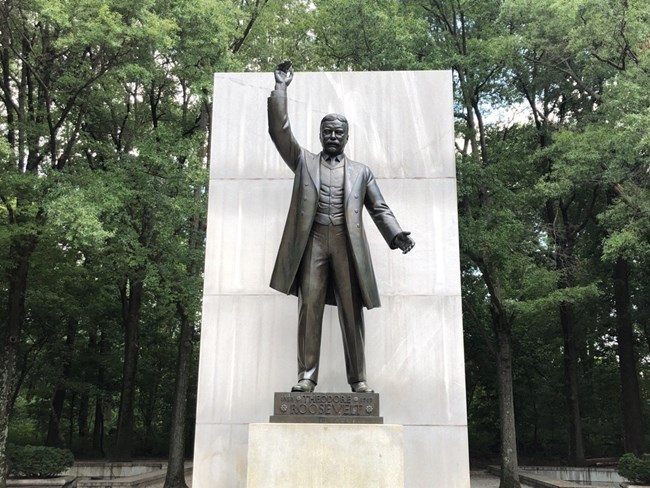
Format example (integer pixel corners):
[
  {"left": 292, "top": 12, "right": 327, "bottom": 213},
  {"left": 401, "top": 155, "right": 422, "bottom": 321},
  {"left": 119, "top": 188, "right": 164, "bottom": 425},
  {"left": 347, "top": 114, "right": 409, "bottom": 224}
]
[
  {"left": 471, "top": 470, "right": 535, "bottom": 488},
  {"left": 186, "top": 470, "right": 533, "bottom": 487},
  {"left": 471, "top": 471, "right": 502, "bottom": 488}
]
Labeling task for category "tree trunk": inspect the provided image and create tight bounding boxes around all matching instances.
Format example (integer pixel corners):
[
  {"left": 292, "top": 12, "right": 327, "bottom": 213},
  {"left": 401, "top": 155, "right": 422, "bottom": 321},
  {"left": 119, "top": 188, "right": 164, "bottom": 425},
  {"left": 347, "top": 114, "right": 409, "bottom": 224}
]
[
  {"left": 92, "top": 329, "right": 106, "bottom": 456},
  {"left": 1, "top": 238, "right": 35, "bottom": 488},
  {"left": 78, "top": 390, "right": 89, "bottom": 450},
  {"left": 476, "top": 256, "right": 521, "bottom": 488},
  {"left": 0, "top": 344, "right": 17, "bottom": 488},
  {"left": 141, "top": 390, "right": 157, "bottom": 452},
  {"left": 164, "top": 93, "right": 208, "bottom": 487},
  {"left": 46, "top": 386, "right": 67, "bottom": 447},
  {"left": 92, "top": 394, "right": 105, "bottom": 456},
  {"left": 67, "top": 392, "right": 76, "bottom": 447},
  {"left": 559, "top": 302, "right": 585, "bottom": 464},
  {"left": 114, "top": 278, "right": 144, "bottom": 461},
  {"left": 163, "top": 304, "right": 195, "bottom": 488},
  {"left": 494, "top": 316, "right": 521, "bottom": 488},
  {"left": 613, "top": 256, "right": 645, "bottom": 455},
  {"left": 545, "top": 200, "right": 586, "bottom": 465},
  {"left": 78, "top": 334, "right": 93, "bottom": 451},
  {"left": 46, "top": 323, "right": 76, "bottom": 448}
]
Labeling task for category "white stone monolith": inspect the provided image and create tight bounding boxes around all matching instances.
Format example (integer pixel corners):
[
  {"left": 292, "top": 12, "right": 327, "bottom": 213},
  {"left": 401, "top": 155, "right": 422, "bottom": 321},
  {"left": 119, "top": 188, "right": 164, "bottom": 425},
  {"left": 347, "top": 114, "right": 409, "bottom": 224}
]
[{"left": 193, "top": 71, "right": 470, "bottom": 487}]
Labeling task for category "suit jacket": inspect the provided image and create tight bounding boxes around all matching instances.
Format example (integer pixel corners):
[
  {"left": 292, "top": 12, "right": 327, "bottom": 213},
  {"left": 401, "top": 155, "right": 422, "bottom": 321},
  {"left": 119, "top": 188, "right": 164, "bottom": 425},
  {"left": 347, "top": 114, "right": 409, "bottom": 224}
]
[{"left": 267, "top": 91, "right": 403, "bottom": 309}]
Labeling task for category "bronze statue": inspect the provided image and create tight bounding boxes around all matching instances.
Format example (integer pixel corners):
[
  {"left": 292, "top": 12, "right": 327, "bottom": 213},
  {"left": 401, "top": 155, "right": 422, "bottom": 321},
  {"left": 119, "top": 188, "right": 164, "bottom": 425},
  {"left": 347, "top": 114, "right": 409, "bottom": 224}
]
[{"left": 268, "top": 61, "right": 415, "bottom": 394}]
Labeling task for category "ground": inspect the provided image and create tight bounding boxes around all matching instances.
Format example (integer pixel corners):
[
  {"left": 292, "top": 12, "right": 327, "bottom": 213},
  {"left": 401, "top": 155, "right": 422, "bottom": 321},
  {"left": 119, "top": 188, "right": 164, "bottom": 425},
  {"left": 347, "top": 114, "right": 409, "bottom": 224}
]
[{"left": 470, "top": 470, "right": 535, "bottom": 488}]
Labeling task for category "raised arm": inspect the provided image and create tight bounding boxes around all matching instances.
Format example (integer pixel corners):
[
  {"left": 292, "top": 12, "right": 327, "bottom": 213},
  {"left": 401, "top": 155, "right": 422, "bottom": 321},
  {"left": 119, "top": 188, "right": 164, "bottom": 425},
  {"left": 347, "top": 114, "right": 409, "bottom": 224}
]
[{"left": 268, "top": 60, "right": 301, "bottom": 172}]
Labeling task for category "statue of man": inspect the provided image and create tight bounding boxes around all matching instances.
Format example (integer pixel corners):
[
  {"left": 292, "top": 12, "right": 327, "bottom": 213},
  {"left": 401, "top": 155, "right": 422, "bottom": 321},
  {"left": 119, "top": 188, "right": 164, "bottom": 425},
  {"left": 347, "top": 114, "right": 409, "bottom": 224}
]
[{"left": 268, "top": 61, "right": 415, "bottom": 394}]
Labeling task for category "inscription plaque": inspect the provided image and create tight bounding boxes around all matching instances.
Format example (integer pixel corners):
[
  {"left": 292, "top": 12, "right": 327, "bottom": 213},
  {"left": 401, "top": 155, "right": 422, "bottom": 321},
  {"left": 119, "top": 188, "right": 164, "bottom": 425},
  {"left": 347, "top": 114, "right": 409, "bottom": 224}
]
[{"left": 270, "top": 392, "right": 382, "bottom": 424}]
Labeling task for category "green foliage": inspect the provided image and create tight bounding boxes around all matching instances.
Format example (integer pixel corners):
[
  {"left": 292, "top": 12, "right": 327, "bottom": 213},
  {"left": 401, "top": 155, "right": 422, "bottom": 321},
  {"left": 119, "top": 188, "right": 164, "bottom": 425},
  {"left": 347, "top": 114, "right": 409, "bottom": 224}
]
[
  {"left": 7, "top": 399, "right": 41, "bottom": 446},
  {"left": 7, "top": 444, "right": 74, "bottom": 478},
  {"left": 1, "top": 0, "right": 650, "bottom": 469},
  {"left": 1, "top": 0, "right": 211, "bottom": 465},
  {"left": 312, "top": 0, "right": 428, "bottom": 70},
  {"left": 618, "top": 453, "right": 650, "bottom": 484}
]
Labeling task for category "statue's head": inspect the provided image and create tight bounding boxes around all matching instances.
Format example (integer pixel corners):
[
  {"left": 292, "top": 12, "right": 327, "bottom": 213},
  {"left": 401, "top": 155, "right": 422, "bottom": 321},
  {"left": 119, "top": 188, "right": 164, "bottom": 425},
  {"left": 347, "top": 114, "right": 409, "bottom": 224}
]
[{"left": 319, "top": 113, "right": 349, "bottom": 157}]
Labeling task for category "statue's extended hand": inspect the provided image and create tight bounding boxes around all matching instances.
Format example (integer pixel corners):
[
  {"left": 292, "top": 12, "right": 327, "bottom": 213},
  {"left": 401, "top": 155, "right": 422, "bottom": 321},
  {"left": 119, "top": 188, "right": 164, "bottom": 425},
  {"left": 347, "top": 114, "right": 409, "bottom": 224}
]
[
  {"left": 393, "top": 231, "right": 415, "bottom": 254},
  {"left": 274, "top": 60, "right": 294, "bottom": 88}
]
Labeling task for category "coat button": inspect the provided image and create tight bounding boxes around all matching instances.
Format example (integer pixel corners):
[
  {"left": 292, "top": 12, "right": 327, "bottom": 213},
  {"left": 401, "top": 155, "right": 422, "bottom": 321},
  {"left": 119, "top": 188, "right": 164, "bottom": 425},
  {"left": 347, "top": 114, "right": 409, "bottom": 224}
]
[
  {"left": 354, "top": 209, "right": 358, "bottom": 213},
  {"left": 354, "top": 194, "right": 358, "bottom": 199},
  {"left": 356, "top": 224, "right": 360, "bottom": 228}
]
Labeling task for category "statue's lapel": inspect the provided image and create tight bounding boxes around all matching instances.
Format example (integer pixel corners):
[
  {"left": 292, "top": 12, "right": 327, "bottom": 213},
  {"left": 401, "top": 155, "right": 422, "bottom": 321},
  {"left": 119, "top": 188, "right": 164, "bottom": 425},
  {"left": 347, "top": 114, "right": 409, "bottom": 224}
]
[
  {"left": 306, "top": 151, "right": 320, "bottom": 190},
  {"left": 344, "top": 157, "right": 361, "bottom": 204}
]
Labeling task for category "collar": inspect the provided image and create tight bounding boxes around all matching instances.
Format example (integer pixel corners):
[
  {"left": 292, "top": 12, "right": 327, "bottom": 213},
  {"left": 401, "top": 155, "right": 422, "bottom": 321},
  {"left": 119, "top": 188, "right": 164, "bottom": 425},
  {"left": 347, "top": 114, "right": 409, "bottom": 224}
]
[
  {"left": 321, "top": 152, "right": 344, "bottom": 163},
  {"left": 321, "top": 153, "right": 345, "bottom": 169}
]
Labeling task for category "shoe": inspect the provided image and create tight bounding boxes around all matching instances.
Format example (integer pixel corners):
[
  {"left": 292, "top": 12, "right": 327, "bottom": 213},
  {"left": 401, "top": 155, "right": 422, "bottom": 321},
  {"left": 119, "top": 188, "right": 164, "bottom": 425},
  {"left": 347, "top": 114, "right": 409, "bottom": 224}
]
[
  {"left": 351, "top": 381, "right": 374, "bottom": 393},
  {"left": 291, "top": 379, "right": 316, "bottom": 392}
]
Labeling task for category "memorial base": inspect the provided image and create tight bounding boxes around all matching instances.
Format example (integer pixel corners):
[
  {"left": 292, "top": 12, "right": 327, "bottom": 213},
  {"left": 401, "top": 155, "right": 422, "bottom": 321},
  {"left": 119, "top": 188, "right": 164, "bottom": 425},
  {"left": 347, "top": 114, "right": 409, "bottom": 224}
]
[{"left": 246, "top": 423, "right": 404, "bottom": 488}]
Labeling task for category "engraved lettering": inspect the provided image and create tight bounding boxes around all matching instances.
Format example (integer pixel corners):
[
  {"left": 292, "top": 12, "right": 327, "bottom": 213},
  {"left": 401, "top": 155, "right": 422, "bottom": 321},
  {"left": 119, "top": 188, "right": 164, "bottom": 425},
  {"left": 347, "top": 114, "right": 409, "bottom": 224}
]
[{"left": 273, "top": 392, "right": 379, "bottom": 421}]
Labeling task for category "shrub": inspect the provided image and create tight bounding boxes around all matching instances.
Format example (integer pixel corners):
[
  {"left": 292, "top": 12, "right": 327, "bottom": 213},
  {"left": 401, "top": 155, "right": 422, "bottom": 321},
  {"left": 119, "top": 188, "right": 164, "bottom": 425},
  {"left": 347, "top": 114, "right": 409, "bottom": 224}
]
[
  {"left": 618, "top": 453, "right": 650, "bottom": 484},
  {"left": 7, "top": 444, "right": 74, "bottom": 478}
]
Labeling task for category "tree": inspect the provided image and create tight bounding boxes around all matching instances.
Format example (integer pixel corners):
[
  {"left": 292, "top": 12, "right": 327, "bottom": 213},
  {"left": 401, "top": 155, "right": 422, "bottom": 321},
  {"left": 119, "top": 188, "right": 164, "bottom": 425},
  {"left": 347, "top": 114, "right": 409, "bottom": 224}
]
[
  {"left": 514, "top": 0, "right": 650, "bottom": 456},
  {"left": 412, "top": 0, "right": 527, "bottom": 484},
  {"left": 497, "top": 0, "right": 605, "bottom": 463},
  {"left": 0, "top": 0, "right": 165, "bottom": 482}
]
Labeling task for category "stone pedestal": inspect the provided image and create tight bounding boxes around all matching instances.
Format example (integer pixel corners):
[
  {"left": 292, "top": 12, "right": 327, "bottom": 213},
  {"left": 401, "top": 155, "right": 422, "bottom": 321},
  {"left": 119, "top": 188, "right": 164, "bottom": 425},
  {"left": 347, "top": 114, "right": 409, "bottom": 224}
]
[{"left": 247, "top": 423, "right": 404, "bottom": 488}]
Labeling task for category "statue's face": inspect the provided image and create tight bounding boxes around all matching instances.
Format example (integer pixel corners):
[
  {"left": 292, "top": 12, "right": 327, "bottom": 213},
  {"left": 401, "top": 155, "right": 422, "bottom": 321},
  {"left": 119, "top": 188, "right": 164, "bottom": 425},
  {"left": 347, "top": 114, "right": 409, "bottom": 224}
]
[{"left": 320, "top": 119, "right": 349, "bottom": 157}]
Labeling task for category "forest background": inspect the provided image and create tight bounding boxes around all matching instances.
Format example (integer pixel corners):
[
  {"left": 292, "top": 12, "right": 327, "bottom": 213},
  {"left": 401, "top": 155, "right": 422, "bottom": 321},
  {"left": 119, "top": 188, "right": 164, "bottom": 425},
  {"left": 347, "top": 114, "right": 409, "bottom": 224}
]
[{"left": 1, "top": 1, "right": 649, "bottom": 488}]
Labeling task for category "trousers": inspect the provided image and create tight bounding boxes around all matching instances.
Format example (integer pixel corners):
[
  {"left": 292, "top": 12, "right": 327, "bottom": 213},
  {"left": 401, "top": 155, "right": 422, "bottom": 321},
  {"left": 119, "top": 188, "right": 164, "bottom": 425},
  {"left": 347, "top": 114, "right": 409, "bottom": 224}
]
[{"left": 297, "top": 222, "right": 366, "bottom": 385}]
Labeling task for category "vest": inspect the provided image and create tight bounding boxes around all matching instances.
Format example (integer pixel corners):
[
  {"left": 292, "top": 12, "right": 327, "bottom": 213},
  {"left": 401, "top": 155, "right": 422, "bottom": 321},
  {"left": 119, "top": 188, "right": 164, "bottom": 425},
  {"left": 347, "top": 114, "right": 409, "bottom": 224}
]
[{"left": 314, "top": 155, "right": 345, "bottom": 226}]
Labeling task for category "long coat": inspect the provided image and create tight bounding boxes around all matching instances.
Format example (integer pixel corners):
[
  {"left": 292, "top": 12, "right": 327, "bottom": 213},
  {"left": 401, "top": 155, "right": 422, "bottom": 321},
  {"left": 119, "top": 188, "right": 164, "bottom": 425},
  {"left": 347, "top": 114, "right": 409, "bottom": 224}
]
[{"left": 267, "top": 91, "right": 403, "bottom": 310}]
